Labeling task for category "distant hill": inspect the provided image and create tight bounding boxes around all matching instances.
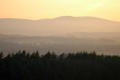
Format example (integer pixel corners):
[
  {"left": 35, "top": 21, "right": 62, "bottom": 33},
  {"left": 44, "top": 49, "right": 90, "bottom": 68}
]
[
  {"left": 0, "top": 16, "right": 120, "bottom": 55},
  {"left": 0, "top": 33, "right": 120, "bottom": 55},
  {"left": 0, "top": 16, "right": 120, "bottom": 36}
]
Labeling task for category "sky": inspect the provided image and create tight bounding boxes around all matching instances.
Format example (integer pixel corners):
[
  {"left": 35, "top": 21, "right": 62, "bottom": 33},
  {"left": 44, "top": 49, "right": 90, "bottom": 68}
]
[{"left": 0, "top": 0, "right": 120, "bottom": 21}]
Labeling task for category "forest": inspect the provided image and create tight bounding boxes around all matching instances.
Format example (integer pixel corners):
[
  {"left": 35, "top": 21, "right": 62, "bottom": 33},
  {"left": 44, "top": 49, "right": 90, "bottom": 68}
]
[{"left": 0, "top": 51, "right": 120, "bottom": 80}]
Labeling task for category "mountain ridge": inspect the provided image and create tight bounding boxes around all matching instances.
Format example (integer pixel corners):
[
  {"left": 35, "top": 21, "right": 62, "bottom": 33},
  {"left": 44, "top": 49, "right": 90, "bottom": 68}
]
[
  {"left": 0, "top": 16, "right": 119, "bottom": 22},
  {"left": 0, "top": 16, "right": 120, "bottom": 36}
]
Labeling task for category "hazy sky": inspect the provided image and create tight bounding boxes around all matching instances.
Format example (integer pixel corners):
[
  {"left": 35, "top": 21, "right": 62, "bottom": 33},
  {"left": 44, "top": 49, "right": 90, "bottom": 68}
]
[{"left": 0, "top": 0, "right": 120, "bottom": 21}]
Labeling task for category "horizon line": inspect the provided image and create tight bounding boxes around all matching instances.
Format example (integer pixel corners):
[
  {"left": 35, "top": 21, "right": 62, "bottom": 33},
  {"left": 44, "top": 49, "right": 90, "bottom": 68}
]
[{"left": 0, "top": 16, "right": 119, "bottom": 22}]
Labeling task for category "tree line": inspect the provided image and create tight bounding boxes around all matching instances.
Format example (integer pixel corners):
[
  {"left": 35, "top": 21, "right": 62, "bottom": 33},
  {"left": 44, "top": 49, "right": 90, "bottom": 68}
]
[{"left": 0, "top": 51, "right": 120, "bottom": 80}]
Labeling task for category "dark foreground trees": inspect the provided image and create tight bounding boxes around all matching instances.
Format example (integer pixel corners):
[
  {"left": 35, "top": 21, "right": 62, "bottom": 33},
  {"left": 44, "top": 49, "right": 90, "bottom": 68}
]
[{"left": 0, "top": 51, "right": 120, "bottom": 80}]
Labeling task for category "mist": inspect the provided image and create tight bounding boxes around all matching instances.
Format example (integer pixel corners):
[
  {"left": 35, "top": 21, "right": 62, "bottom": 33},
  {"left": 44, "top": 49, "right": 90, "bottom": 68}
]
[{"left": 0, "top": 17, "right": 120, "bottom": 55}]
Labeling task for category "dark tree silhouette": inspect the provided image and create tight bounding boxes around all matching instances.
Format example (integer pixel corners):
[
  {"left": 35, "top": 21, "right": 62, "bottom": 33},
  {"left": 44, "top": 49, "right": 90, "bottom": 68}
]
[{"left": 0, "top": 51, "right": 120, "bottom": 80}]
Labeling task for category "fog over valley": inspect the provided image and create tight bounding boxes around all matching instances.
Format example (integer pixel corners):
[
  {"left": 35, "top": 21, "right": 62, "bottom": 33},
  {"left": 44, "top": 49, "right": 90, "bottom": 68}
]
[{"left": 0, "top": 16, "right": 120, "bottom": 55}]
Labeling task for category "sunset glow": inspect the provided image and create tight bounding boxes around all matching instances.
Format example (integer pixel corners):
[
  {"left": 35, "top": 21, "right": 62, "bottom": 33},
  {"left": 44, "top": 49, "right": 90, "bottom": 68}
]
[{"left": 0, "top": 0, "right": 120, "bottom": 21}]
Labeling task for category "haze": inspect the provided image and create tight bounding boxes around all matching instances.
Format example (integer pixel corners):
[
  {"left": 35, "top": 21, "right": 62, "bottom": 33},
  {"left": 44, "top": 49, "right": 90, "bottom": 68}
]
[
  {"left": 0, "top": 0, "right": 120, "bottom": 79},
  {"left": 0, "top": 16, "right": 120, "bottom": 36},
  {"left": 0, "top": 17, "right": 120, "bottom": 55},
  {"left": 0, "top": 0, "right": 120, "bottom": 55},
  {"left": 0, "top": 0, "right": 120, "bottom": 21}
]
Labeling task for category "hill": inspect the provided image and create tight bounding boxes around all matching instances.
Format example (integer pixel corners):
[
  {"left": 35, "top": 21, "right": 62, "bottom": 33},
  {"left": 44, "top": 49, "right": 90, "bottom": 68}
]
[{"left": 0, "top": 16, "right": 120, "bottom": 36}]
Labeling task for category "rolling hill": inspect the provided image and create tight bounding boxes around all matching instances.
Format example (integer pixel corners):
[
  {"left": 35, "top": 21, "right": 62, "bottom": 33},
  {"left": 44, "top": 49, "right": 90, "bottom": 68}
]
[
  {"left": 0, "top": 16, "right": 120, "bottom": 36},
  {"left": 0, "top": 16, "right": 120, "bottom": 55}
]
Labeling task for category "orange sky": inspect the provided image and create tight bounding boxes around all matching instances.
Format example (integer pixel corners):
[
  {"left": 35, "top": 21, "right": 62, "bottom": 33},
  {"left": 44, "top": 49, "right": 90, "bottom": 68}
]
[{"left": 0, "top": 0, "right": 120, "bottom": 21}]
